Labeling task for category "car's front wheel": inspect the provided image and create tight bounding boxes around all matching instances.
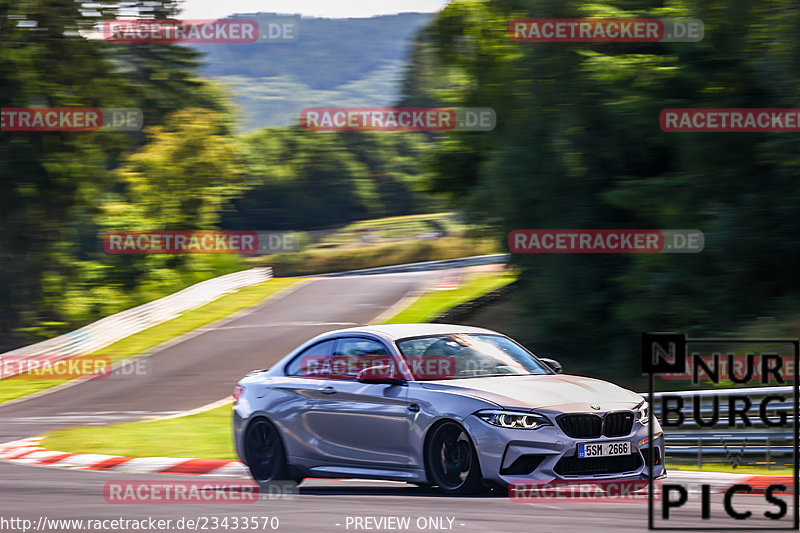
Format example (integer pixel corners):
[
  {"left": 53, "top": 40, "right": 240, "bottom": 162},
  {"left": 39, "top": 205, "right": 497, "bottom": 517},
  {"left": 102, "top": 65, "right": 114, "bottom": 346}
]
[
  {"left": 425, "top": 421, "right": 483, "bottom": 495},
  {"left": 244, "top": 418, "right": 297, "bottom": 487}
]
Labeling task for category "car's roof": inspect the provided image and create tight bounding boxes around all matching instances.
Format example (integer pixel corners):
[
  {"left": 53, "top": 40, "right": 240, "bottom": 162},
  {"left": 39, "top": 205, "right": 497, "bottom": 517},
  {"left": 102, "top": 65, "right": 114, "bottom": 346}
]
[{"left": 322, "top": 323, "right": 499, "bottom": 341}]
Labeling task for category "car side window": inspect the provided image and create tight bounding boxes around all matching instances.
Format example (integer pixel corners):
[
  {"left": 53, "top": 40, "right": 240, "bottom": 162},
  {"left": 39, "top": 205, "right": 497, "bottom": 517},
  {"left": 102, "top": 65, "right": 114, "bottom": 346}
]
[
  {"left": 334, "top": 337, "right": 389, "bottom": 356},
  {"left": 330, "top": 337, "right": 392, "bottom": 380},
  {"left": 285, "top": 339, "right": 336, "bottom": 377}
]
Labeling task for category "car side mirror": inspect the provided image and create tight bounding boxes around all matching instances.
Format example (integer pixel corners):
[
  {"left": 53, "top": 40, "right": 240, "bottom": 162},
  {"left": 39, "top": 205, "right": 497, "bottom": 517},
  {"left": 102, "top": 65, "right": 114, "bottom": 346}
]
[
  {"left": 540, "top": 358, "right": 563, "bottom": 374},
  {"left": 356, "top": 365, "right": 406, "bottom": 385}
]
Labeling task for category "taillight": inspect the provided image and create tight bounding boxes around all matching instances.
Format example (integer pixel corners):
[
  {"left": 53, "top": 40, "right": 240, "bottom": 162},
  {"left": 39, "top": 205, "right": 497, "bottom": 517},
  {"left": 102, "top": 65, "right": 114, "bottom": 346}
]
[{"left": 233, "top": 385, "right": 244, "bottom": 404}]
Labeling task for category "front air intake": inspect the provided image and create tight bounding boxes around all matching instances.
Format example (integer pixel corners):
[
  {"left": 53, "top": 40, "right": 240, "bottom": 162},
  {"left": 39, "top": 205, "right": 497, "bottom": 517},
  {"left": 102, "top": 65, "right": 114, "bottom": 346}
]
[
  {"left": 557, "top": 414, "right": 603, "bottom": 438},
  {"left": 603, "top": 412, "right": 634, "bottom": 437},
  {"left": 557, "top": 412, "right": 635, "bottom": 438}
]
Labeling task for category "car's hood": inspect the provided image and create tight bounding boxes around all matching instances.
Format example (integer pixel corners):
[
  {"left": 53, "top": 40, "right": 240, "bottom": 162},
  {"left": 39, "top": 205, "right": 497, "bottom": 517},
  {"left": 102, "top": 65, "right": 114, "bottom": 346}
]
[{"left": 421, "top": 374, "right": 643, "bottom": 412}]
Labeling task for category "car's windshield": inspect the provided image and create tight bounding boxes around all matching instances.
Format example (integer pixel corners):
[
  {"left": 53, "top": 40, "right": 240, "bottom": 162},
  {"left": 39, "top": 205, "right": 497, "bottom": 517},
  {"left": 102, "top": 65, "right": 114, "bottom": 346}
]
[{"left": 395, "top": 334, "right": 552, "bottom": 380}]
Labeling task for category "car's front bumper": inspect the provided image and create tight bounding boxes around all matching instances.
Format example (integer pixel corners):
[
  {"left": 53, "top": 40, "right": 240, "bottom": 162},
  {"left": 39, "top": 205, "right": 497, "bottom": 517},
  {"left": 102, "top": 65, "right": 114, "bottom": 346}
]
[{"left": 463, "top": 414, "right": 666, "bottom": 487}]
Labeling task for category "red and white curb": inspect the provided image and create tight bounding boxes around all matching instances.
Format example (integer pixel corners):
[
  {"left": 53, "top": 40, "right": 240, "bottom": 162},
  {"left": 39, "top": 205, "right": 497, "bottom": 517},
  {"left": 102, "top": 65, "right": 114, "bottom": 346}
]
[
  {"left": 1, "top": 438, "right": 793, "bottom": 490},
  {"left": 665, "top": 470, "right": 794, "bottom": 493},
  {"left": 434, "top": 270, "right": 463, "bottom": 291},
  {"left": 0, "top": 437, "right": 248, "bottom": 477}
]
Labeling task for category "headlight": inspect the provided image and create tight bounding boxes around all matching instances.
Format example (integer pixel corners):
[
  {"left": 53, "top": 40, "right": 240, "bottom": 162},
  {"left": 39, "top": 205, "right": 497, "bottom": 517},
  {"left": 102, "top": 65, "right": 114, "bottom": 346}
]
[
  {"left": 476, "top": 410, "right": 552, "bottom": 430},
  {"left": 636, "top": 401, "right": 650, "bottom": 425}
]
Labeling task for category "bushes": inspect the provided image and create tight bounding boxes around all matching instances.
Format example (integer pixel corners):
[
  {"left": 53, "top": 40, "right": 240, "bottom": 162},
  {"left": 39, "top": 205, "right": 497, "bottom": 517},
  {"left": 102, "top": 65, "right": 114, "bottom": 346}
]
[{"left": 249, "top": 236, "right": 499, "bottom": 277}]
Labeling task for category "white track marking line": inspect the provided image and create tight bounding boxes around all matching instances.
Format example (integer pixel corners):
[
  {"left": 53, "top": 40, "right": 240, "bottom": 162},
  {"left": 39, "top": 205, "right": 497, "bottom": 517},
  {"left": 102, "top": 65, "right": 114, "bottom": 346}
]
[
  {"left": 143, "top": 397, "right": 233, "bottom": 421},
  {"left": 113, "top": 457, "right": 186, "bottom": 473}
]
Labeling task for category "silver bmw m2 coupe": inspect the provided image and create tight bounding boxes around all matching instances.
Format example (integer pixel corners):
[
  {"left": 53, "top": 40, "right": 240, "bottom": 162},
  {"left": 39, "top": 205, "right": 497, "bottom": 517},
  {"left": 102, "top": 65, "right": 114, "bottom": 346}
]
[{"left": 233, "top": 324, "right": 665, "bottom": 494}]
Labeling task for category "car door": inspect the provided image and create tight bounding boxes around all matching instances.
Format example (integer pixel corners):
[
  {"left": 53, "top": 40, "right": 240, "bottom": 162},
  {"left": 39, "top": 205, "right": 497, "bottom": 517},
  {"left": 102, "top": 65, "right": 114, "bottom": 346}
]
[
  {"left": 304, "top": 336, "right": 414, "bottom": 469},
  {"left": 274, "top": 339, "right": 339, "bottom": 463}
]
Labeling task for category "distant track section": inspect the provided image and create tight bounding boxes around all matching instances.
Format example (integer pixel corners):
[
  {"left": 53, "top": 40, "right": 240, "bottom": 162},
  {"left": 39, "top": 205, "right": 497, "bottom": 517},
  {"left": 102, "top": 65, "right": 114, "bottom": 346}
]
[
  {"left": 0, "top": 267, "right": 272, "bottom": 378},
  {"left": 322, "top": 254, "right": 509, "bottom": 277}
]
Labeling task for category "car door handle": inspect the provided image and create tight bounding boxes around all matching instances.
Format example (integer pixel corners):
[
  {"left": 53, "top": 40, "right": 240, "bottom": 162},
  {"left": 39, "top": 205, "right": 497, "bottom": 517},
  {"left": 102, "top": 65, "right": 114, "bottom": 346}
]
[
  {"left": 407, "top": 403, "right": 420, "bottom": 413},
  {"left": 321, "top": 386, "right": 337, "bottom": 395}
]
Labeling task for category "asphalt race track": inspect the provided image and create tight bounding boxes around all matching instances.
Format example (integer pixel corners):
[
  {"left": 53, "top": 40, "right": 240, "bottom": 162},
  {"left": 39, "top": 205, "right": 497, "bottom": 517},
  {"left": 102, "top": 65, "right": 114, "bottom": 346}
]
[
  {"left": 0, "top": 271, "right": 795, "bottom": 532},
  {"left": 1, "top": 461, "right": 792, "bottom": 532},
  {"left": 0, "top": 272, "right": 438, "bottom": 442}
]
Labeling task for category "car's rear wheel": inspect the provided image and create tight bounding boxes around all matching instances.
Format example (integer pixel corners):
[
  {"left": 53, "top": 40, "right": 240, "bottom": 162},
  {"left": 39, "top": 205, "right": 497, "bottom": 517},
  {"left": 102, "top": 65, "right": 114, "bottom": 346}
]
[
  {"left": 425, "top": 421, "right": 483, "bottom": 495},
  {"left": 244, "top": 418, "right": 297, "bottom": 487}
]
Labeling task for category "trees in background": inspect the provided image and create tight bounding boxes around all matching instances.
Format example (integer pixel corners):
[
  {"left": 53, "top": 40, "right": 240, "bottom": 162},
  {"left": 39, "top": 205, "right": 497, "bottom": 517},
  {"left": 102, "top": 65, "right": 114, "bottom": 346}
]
[
  {"left": 0, "top": 0, "right": 216, "bottom": 346},
  {"left": 6, "top": 0, "right": 796, "bottom": 364},
  {"left": 0, "top": 2, "right": 438, "bottom": 349},
  {"left": 220, "top": 128, "right": 435, "bottom": 231},
  {"left": 403, "top": 0, "right": 800, "bottom": 376}
]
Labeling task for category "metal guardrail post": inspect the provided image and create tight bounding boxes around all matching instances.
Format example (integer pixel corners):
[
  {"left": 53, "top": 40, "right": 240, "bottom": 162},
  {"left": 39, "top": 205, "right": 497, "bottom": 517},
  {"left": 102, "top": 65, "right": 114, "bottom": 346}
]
[
  {"left": 766, "top": 438, "right": 770, "bottom": 470},
  {"left": 647, "top": 387, "right": 794, "bottom": 469},
  {"left": 321, "top": 253, "right": 509, "bottom": 277},
  {"left": 697, "top": 437, "right": 702, "bottom": 469}
]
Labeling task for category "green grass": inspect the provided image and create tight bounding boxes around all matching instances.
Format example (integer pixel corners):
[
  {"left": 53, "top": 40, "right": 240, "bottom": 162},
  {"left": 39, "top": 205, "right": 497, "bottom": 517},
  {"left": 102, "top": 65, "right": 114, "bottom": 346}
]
[
  {"left": 382, "top": 270, "right": 517, "bottom": 324},
  {"left": 251, "top": 235, "right": 500, "bottom": 277},
  {"left": 37, "top": 267, "right": 519, "bottom": 460},
  {"left": 0, "top": 277, "right": 301, "bottom": 405},
  {"left": 247, "top": 211, "right": 501, "bottom": 277},
  {"left": 318, "top": 212, "right": 460, "bottom": 245},
  {"left": 41, "top": 403, "right": 237, "bottom": 460}
]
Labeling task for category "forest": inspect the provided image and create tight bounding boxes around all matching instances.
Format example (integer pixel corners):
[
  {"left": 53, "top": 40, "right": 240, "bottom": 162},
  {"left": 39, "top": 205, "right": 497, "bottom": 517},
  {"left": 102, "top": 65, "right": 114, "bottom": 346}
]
[{"left": 2, "top": 1, "right": 799, "bottom": 378}]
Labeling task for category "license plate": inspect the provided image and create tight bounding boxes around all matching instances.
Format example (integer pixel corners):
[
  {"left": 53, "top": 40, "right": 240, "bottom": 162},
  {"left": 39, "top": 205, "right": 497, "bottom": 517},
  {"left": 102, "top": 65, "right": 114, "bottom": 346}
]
[{"left": 578, "top": 441, "right": 630, "bottom": 458}]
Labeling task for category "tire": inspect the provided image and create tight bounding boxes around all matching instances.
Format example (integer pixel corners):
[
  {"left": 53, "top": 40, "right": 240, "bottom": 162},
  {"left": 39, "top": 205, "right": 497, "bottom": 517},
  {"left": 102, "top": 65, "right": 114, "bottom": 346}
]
[
  {"left": 243, "top": 418, "right": 298, "bottom": 488},
  {"left": 425, "top": 421, "right": 484, "bottom": 495}
]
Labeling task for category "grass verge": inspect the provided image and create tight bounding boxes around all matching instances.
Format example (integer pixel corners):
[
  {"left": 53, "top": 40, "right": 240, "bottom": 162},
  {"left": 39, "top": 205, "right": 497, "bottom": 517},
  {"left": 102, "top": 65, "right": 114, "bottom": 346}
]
[
  {"left": 38, "top": 268, "right": 517, "bottom": 460},
  {"left": 318, "top": 212, "right": 460, "bottom": 245},
  {"left": 40, "top": 403, "right": 236, "bottom": 460},
  {"left": 382, "top": 269, "right": 517, "bottom": 324},
  {"left": 0, "top": 277, "right": 301, "bottom": 405},
  {"left": 249, "top": 236, "right": 500, "bottom": 277}
]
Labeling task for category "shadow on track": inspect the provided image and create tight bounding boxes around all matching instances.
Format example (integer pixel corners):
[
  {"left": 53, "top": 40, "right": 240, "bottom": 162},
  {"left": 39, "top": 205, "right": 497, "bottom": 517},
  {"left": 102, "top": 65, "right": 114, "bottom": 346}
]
[{"left": 296, "top": 483, "right": 507, "bottom": 498}]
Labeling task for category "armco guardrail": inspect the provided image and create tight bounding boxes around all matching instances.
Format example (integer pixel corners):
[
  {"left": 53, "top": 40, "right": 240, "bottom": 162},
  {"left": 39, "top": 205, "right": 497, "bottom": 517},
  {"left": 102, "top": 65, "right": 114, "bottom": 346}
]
[
  {"left": 647, "top": 387, "right": 796, "bottom": 468},
  {"left": 322, "top": 253, "right": 509, "bottom": 277},
  {"left": 0, "top": 267, "right": 272, "bottom": 378}
]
